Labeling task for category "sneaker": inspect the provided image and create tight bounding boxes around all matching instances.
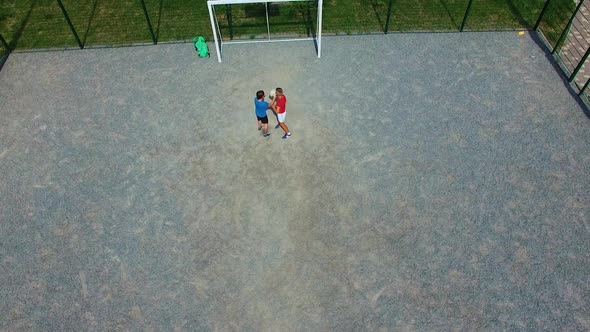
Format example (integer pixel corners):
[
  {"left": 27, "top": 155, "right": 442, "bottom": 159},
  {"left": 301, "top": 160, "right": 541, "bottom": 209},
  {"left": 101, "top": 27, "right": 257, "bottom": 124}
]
[
  {"left": 263, "top": 132, "right": 271, "bottom": 137},
  {"left": 258, "top": 125, "right": 263, "bottom": 131},
  {"left": 274, "top": 124, "right": 280, "bottom": 129},
  {"left": 282, "top": 133, "right": 291, "bottom": 139}
]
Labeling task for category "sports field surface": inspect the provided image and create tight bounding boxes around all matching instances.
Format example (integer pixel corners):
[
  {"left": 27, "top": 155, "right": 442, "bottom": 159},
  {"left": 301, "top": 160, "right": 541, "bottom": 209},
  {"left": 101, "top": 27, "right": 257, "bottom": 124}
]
[{"left": 0, "top": 32, "right": 589, "bottom": 330}]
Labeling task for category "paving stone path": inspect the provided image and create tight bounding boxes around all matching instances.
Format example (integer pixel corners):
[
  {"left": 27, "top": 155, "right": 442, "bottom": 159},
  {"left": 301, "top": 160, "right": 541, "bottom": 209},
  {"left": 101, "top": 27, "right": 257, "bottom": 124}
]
[{"left": 559, "top": 0, "right": 590, "bottom": 87}]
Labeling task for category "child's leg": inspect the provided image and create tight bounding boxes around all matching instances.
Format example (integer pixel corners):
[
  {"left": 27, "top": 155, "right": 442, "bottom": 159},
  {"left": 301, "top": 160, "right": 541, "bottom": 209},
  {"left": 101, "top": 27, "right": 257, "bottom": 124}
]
[
  {"left": 277, "top": 113, "right": 289, "bottom": 134},
  {"left": 279, "top": 122, "right": 289, "bottom": 133}
]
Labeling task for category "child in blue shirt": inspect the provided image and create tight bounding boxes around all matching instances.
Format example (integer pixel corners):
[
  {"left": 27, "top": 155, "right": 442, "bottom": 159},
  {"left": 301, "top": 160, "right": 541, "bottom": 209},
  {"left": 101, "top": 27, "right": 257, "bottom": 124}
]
[{"left": 254, "top": 90, "right": 275, "bottom": 137}]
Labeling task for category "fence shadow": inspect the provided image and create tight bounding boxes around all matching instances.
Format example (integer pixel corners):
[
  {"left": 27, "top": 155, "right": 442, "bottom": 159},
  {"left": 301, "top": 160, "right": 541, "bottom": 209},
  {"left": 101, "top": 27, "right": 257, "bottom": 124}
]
[
  {"left": 81, "top": 0, "right": 99, "bottom": 46},
  {"left": 531, "top": 31, "right": 590, "bottom": 119},
  {"left": 439, "top": 0, "right": 461, "bottom": 30},
  {"left": 155, "top": 0, "right": 164, "bottom": 41},
  {"left": 371, "top": 0, "right": 386, "bottom": 32},
  {"left": 0, "top": 51, "right": 8, "bottom": 71},
  {"left": 506, "top": 0, "right": 537, "bottom": 28},
  {"left": 0, "top": 2, "right": 34, "bottom": 72},
  {"left": 7, "top": 1, "right": 35, "bottom": 50}
]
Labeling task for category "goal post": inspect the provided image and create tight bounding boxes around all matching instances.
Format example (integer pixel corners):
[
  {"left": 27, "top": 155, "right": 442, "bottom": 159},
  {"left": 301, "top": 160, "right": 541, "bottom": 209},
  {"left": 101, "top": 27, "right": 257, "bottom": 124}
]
[{"left": 207, "top": 0, "right": 323, "bottom": 62}]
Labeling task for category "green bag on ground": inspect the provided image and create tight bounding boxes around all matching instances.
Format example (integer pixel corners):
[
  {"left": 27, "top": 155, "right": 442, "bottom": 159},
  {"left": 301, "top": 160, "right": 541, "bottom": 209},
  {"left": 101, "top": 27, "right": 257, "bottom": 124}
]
[{"left": 193, "top": 36, "right": 209, "bottom": 58}]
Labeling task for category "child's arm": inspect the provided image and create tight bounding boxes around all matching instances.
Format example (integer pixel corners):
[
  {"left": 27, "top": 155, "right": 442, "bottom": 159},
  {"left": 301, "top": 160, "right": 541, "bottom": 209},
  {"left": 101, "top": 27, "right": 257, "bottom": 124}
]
[{"left": 268, "top": 95, "right": 277, "bottom": 111}]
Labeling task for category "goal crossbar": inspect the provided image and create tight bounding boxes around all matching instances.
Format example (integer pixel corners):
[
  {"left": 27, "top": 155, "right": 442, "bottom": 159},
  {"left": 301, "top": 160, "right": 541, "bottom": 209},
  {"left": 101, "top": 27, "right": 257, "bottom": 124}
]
[{"left": 207, "top": 0, "right": 323, "bottom": 62}]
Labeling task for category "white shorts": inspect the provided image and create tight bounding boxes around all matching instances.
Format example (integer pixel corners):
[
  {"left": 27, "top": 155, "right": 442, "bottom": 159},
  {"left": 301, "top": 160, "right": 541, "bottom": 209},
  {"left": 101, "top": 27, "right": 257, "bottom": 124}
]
[{"left": 277, "top": 112, "right": 286, "bottom": 123}]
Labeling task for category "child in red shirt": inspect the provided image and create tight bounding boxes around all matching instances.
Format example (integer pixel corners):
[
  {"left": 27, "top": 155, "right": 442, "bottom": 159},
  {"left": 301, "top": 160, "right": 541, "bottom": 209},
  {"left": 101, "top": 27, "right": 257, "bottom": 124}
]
[{"left": 273, "top": 87, "right": 291, "bottom": 139}]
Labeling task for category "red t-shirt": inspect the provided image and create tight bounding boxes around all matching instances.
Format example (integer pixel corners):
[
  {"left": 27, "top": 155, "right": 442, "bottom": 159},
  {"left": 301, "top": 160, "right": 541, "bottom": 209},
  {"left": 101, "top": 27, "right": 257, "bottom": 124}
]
[{"left": 276, "top": 95, "right": 287, "bottom": 114}]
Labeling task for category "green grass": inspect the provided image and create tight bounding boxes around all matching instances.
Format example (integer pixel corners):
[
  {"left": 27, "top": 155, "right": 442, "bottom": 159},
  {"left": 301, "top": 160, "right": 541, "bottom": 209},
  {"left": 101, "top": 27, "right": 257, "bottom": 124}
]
[
  {"left": 462, "top": 0, "right": 545, "bottom": 30},
  {"left": 0, "top": 0, "right": 575, "bottom": 50}
]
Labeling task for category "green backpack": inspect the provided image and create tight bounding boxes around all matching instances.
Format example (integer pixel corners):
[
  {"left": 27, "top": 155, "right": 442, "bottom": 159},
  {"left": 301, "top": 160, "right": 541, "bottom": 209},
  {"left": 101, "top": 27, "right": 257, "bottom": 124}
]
[{"left": 193, "top": 36, "right": 209, "bottom": 58}]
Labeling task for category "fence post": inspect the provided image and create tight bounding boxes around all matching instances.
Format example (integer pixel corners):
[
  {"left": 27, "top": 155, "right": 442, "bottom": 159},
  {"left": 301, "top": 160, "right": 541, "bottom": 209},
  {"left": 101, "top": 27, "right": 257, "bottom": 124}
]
[
  {"left": 552, "top": 0, "right": 585, "bottom": 54},
  {"left": 535, "top": 0, "right": 552, "bottom": 30},
  {"left": 139, "top": 0, "right": 157, "bottom": 44},
  {"left": 460, "top": 0, "right": 475, "bottom": 32},
  {"left": 569, "top": 46, "right": 590, "bottom": 82},
  {"left": 384, "top": 0, "right": 394, "bottom": 34},
  {"left": 56, "top": 0, "right": 83, "bottom": 49}
]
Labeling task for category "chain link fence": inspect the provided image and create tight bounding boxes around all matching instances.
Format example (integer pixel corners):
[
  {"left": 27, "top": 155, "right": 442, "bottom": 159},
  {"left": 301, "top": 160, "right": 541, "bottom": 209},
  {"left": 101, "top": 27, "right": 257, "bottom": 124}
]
[
  {"left": 536, "top": 0, "right": 590, "bottom": 108},
  {"left": 0, "top": 0, "right": 566, "bottom": 49},
  {"left": 0, "top": 0, "right": 212, "bottom": 49},
  {"left": 1, "top": 0, "right": 590, "bottom": 109},
  {"left": 0, "top": 0, "right": 72, "bottom": 49}
]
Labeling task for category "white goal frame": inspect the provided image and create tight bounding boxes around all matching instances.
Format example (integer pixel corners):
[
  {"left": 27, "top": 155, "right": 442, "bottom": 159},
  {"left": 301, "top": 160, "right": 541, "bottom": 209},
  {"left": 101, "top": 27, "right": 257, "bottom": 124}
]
[{"left": 207, "top": 0, "right": 323, "bottom": 62}]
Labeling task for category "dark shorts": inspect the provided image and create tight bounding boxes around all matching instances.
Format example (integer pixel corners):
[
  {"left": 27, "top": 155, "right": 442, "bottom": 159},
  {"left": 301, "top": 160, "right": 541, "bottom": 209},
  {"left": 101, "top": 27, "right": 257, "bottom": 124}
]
[{"left": 257, "top": 115, "right": 268, "bottom": 124}]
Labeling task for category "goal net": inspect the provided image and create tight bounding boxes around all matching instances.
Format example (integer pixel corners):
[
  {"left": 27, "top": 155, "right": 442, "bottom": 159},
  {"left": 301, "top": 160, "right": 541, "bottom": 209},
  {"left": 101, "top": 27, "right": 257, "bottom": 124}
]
[{"left": 207, "top": 0, "right": 323, "bottom": 62}]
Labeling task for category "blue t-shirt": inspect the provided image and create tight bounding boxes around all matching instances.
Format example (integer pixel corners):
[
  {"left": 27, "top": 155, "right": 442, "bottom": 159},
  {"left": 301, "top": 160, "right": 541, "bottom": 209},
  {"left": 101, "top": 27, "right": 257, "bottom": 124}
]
[{"left": 254, "top": 98, "right": 269, "bottom": 118}]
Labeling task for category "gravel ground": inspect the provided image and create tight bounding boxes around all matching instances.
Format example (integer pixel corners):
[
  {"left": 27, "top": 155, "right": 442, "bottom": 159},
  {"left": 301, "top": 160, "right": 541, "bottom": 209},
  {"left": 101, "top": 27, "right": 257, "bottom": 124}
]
[{"left": 0, "top": 32, "right": 589, "bottom": 330}]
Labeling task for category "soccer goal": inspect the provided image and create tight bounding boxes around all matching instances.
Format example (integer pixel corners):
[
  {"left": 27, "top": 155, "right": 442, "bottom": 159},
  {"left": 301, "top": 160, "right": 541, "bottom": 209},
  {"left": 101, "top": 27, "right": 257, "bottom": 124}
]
[{"left": 207, "top": 0, "right": 323, "bottom": 62}]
